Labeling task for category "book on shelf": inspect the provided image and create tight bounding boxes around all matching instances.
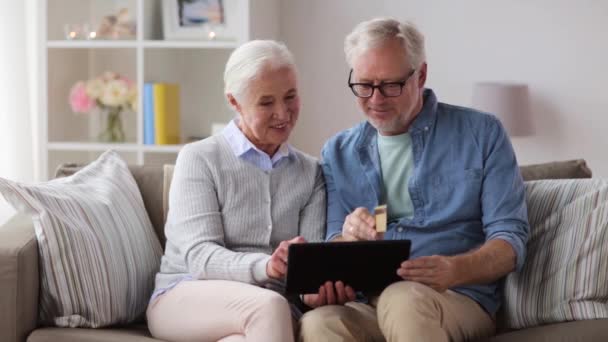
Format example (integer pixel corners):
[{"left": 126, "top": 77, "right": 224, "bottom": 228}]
[
  {"left": 143, "top": 82, "right": 181, "bottom": 145},
  {"left": 143, "top": 83, "right": 155, "bottom": 145}
]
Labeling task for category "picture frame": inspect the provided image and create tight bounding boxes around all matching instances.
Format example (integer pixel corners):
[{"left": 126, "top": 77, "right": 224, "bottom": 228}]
[{"left": 161, "top": 0, "right": 239, "bottom": 41}]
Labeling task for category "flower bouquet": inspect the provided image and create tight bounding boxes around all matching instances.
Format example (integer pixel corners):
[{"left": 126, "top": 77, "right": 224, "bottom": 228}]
[{"left": 69, "top": 72, "right": 137, "bottom": 142}]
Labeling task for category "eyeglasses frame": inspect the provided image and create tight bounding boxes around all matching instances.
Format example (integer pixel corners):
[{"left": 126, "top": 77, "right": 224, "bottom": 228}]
[{"left": 347, "top": 68, "right": 417, "bottom": 98}]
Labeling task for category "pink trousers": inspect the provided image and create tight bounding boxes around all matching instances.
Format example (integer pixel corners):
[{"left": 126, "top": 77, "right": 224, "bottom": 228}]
[{"left": 147, "top": 280, "right": 294, "bottom": 342}]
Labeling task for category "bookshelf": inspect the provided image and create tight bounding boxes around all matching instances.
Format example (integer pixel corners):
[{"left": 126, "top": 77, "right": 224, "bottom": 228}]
[{"left": 39, "top": 0, "right": 279, "bottom": 180}]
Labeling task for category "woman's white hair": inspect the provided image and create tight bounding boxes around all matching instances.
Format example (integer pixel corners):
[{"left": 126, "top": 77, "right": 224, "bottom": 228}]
[
  {"left": 344, "top": 18, "right": 426, "bottom": 70},
  {"left": 224, "top": 40, "right": 296, "bottom": 101}
]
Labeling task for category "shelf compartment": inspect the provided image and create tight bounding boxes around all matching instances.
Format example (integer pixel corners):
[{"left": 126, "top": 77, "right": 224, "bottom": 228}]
[
  {"left": 144, "top": 48, "right": 233, "bottom": 142},
  {"left": 47, "top": 0, "right": 138, "bottom": 41},
  {"left": 47, "top": 48, "right": 137, "bottom": 143}
]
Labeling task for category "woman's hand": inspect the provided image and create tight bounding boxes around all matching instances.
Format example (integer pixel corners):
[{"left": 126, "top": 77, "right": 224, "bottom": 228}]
[
  {"left": 266, "top": 236, "right": 307, "bottom": 279},
  {"left": 302, "top": 281, "right": 356, "bottom": 308}
]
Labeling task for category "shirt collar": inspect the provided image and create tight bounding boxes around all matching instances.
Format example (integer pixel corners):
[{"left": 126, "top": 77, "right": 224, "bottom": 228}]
[
  {"left": 222, "top": 118, "right": 293, "bottom": 161},
  {"left": 358, "top": 88, "right": 439, "bottom": 148},
  {"left": 409, "top": 88, "right": 439, "bottom": 132}
]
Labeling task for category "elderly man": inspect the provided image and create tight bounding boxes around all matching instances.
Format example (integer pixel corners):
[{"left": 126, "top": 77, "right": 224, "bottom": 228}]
[{"left": 299, "top": 18, "right": 529, "bottom": 342}]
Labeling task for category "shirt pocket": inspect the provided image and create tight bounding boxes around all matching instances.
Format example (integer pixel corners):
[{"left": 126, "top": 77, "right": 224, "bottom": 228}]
[{"left": 428, "top": 168, "right": 483, "bottom": 210}]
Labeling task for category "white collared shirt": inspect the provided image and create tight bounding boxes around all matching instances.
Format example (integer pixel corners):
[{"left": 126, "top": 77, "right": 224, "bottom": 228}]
[{"left": 222, "top": 119, "right": 292, "bottom": 171}]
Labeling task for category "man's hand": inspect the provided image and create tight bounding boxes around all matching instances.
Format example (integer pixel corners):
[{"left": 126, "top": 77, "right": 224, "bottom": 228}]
[
  {"left": 340, "top": 207, "right": 379, "bottom": 241},
  {"left": 302, "top": 281, "right": 356, "bottom": 308},
  {"left": 397, "top": 255, "right": 460, "bottom": 292},
  {"left": 267, "top": 236, "right": 307, "bottom": 279},
  {"left": 397, "top": 240, "right": 518, "bottom": 292}
]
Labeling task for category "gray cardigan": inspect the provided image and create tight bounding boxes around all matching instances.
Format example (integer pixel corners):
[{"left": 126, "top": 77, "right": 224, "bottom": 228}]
[{"left": 154, "top": 135, "right": 326, "bottom": 292}]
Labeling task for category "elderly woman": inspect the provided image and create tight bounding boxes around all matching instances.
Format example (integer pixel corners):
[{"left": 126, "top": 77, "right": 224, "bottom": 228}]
[{"left": 146, "top": 40, "right": 326, "bottom": 342}]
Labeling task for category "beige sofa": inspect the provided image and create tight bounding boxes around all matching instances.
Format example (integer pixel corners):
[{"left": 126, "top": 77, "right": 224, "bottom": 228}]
[{"left": 1, "top": 160, "right": 607, "bottom": 342}]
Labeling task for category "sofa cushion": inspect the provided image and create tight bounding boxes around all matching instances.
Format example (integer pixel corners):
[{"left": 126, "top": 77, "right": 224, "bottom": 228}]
[
  {"left": 0, "top": 150, "right": 163, "bottom": 328},
  {"left": 502, "top": 179, "right": 608, "bottom": 329},
  {"left": 163, "top": 164, "right": 174, "bottom": 224},
  {"left": 56, "top": 164, "right": 167, "bottom": 247},
  {"left": 485, "top": 319, "right": 608, "bottom": 342},
  {"left": 519, "top": 159, "right": 592, "bottom": 181},
  {"left": 28, "top": 325, "right": 160, "bottom": 342}
]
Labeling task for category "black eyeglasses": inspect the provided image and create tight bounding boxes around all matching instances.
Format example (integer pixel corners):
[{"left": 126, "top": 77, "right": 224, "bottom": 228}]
[{"left": 348, "top": 69, "right": 416, "bottom": 98}]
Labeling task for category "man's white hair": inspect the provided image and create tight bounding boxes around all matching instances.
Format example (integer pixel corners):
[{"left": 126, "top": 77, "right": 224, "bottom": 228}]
[
  {"left": 344, "top": 18, "right": 426, "bottom": 70},
  {"left": 224, "top": 40, "right": 296, "bottom": 101}
]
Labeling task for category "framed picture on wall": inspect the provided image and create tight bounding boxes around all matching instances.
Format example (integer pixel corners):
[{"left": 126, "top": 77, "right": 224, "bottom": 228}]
[{"left": 162, "top": 0, "right": 238, "bottom": 41}]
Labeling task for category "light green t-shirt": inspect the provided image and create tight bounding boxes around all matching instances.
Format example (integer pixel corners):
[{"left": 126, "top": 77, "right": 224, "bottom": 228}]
[{"left": 377, "top": 132, "right": 415, "bottom": 221}]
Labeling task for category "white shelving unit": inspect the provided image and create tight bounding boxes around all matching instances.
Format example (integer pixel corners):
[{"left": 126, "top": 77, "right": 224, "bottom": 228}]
[{"left": 39, "top": 0, "right": 279, "bottom": 180}]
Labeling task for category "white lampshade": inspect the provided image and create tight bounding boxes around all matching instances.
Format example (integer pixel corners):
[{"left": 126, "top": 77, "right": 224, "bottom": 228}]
[{"left": 471, "top": 82, "right": 533, "bottom": 136}]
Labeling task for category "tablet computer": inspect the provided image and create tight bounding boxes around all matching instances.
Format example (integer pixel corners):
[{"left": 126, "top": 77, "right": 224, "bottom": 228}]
[{"left": 285, "top": 240, "right": 411, "bottom": 294}]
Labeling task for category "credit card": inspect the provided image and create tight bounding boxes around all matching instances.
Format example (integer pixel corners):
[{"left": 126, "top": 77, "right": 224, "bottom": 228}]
[{"left": 374, "top": 204, "right": 387, "bottom": 233}]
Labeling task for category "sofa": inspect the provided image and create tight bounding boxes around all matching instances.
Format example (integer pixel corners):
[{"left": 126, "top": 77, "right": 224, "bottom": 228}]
[{"left": 1, "top": 159, "right": 607, "bottom": 342}]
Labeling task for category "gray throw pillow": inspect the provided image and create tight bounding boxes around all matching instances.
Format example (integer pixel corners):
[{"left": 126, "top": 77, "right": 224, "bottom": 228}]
[
  {"left": 0, "top": 150, "right": 163, "bottom": 327},
  {"left": 503, "top": 179, "right": 608, "bottom": 329}
]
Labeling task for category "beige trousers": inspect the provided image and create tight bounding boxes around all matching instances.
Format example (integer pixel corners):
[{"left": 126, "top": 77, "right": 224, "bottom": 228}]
[
  {"left": 147, "top": 280, "right": 294, "bottom": 342},
  {"left": 299, "top": 281, "right": 495, "bottom": 342}
]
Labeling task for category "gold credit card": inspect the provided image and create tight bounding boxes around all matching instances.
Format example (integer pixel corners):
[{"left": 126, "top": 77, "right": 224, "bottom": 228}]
[{"left": 374, "top": 204, "right": 387, "bottom": 233}]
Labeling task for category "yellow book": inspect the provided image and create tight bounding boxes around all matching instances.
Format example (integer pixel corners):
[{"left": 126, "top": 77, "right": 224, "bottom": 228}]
[{"left": 153, "top": 83, "right": 181, "bottom": 145}]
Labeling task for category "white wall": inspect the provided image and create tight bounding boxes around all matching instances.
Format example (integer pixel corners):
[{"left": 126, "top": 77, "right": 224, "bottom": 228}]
[
  {"left": 0, "top": 0, "right": 37, "bottom": 225},
  {"left": 281, "top": 0, "right": 608, "bottom": 177}
]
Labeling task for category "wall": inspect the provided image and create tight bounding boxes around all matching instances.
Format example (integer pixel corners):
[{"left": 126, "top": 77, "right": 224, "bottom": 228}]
[{"left": 281, "top": 0, "right": 608, "bottom": 177}]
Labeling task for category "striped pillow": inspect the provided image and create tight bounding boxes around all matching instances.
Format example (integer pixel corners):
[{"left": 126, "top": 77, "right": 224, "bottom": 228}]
[
  {"left": 0, "top": 150, "right": 163, "bottom": 328},
  {"left": 503, "top": 179, "right": 608, "bottom": 329}
]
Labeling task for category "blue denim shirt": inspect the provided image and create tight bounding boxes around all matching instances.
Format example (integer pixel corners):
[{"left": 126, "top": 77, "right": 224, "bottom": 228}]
[{"left": 321, "top": 89, "right": 529, "bottom": 315}]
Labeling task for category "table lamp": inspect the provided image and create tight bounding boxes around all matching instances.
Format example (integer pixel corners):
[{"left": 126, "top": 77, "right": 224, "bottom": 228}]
[{"left": 471, "top": 82, "right": 533, "bottom": 136}]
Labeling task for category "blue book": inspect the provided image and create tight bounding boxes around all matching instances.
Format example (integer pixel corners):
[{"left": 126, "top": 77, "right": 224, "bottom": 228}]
[{"left": 143, "top": 83, "right": 155, "bottom": 145}]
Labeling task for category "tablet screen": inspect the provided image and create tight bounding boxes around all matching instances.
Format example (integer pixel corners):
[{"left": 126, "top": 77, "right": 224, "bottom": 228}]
[{"left": 285, "top": 240, "right": 411, "bottom": 294}]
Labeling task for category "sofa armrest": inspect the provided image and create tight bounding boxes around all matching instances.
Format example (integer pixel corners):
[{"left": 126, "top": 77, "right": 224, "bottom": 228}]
[{"left": 0, "top": 213, "right": 39, "bottom": 342}]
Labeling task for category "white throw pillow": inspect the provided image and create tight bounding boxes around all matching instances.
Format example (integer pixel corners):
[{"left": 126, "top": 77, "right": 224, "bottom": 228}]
[
  {"left": 503, "top": 179, "right": 608, "bottom": 329},
  {"left": 0, "top": 150, "right": 163, "bottom": 328}
]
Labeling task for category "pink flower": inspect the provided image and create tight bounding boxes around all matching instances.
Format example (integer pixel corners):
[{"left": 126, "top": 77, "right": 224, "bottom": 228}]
[{"left": 69, "top": 81, "right": 95, "bottom": 113}]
